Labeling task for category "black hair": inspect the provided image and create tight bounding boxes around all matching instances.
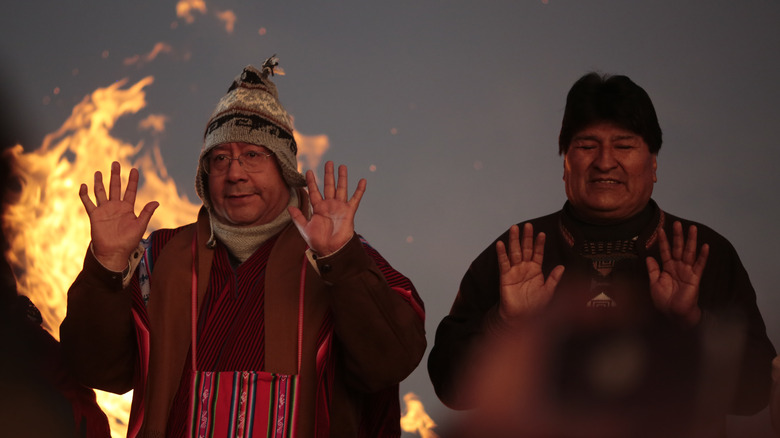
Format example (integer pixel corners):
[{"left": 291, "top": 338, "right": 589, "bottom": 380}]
[{"left": 558, "top": 73, "right": 662, "bottom": 155}]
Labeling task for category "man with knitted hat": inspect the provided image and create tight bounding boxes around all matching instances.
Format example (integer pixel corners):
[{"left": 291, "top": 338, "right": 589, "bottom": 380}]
[{"left": 61, "top": 56, "right": 426, "bottom": 437}]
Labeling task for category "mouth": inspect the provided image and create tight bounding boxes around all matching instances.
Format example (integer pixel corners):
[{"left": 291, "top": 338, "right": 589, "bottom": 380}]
[
  {"left": 226, "top": 193, "right": 256, "bottom": 200},
  {"left": 590, "top": 178, "right": 622, "bottom": 185}
]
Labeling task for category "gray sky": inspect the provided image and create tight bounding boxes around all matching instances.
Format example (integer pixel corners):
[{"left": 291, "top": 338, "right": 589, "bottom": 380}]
[{"left": 3, "top": 1, "right": 780, "bottom": 435}]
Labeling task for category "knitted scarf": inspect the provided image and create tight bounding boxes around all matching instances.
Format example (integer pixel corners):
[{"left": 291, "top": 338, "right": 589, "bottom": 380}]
[{"left": 210, "top": 189, "right": 299, "bottom": 263}]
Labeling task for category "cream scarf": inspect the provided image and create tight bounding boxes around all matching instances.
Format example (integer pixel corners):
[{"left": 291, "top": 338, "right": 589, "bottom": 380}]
[{"left": 210, "top": 189, "right": 299, "bottom": 263}]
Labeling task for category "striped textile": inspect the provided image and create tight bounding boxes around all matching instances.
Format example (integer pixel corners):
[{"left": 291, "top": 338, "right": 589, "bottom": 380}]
[{"left": 188, "top": 370, "right": 298, "bottom": 438}]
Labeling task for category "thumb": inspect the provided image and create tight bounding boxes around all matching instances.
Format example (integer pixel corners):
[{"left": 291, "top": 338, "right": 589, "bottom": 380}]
[
  {"left": 645, "top": 256, "right": 660, "bottom": 284},
  {"left": 138, "top": 201, "right": 159, "bottom": 229},
  {"left": 288, "top": 206, "right": 310, "bottom": 237},
  {"left": 547, "top": 265, "right": 565, "bottom": 288}
]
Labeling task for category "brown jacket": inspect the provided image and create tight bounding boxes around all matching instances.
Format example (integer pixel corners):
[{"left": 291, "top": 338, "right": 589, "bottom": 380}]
[{"left": 61, "top": 194, "right": 426, "bottom": 437}]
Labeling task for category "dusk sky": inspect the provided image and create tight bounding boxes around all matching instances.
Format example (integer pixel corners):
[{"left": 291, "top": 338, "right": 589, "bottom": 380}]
[{"left": 3, "top": 1, "right": 780, "bottom": 436}]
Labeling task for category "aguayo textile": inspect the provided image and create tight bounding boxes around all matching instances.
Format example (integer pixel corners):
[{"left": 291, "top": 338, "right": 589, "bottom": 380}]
[{"left": 190, "top": 371, "right": 297, "bottom": 437}]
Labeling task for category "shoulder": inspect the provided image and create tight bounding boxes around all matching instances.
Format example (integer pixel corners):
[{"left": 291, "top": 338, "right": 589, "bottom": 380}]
[
  {"left": 661, "top": 210, "right": 737, "bottom": 254},
  {"left": 660, "top": 210, "right": 747, "bottom": 288},
  {"left": 460, "top": 210, "right": 563, "bottom": 286},
  {"left": 473, "top": 210, "right": 562, "bottom": 264},
  {"left": 142, "top": 222, "right": 197, "bottom": 266},
  {"left": 355, "top": 234, "right": 406, "bottom": 280},
  {"left": 146, "top": 223, "right": 193, "bottom": 247}
]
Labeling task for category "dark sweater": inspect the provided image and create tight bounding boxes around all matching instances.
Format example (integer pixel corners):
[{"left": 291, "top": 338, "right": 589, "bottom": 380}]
[{"left": 428, "top": 200, "right": 775, "bottom": 436}]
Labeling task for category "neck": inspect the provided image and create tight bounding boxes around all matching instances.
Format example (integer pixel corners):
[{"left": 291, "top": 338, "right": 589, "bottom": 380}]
[
  {"left": 565, "top": 201, "right": 656, "bottom": 241},
  {"left": 210, "top": 189, "right": 299, "bottom": 263}
]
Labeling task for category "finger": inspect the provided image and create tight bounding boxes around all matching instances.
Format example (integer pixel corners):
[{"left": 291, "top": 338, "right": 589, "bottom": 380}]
[
  {"left": 671, "top": 221, "right": 684, "bottom": 260},
  {"left": 305, "top": 169, "right": 322, "bottom": 204},
  {"left": 287, "top": 206, "right": 309, "bottom": 230},
  {"left": 521, "top": 222, "right": 534, "bottom": 261},
  {"left": 507, "top": 224, "right": 522, "bottom": 265},
  {"left": 335, "top": 164, "right": 349, "bottom": 201},
  {"left": 657, "top": 227, "right": 672, "bottom": 265},
  {"left": 682, "top": 225, "right": 698, "bottom": 265},
  {"left": 545, "top": 265, "right": 565, "bottom": 291},
  {"left": 79, "top": 183, "right": 96, "bottom": 215},
  {"left": 124, "top": 167, "right": 140, "bottom": 206},
  {"left": 645, "top": 256, "right": 662, "bottom": 286},
  {"left": 532, "top": 232, "right": 546, "bottom": 265},
  {"left": 349, "top": 178, "right": 367, "bottom": 209},
  {"left": 108, "top": 161, "right": 122, "bottom": 201},
  {"left": 496, "top": 240, "right": 510, "bottom": 275},
  {"left": 693, "top": 243, "right": 709, "bottom": 276},
  {"left": 323, "top": 161, "right": 336, "bottom": 199},
  {"left": 93, "top": 170, "right": 108, "bottom": 204},
  {"left": 137, "top": 201, "right": 159, "bottom": 231}
]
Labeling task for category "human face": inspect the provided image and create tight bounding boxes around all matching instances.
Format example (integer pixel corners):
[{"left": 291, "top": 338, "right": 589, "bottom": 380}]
[
  {"left": 563, "top": 122, "right": 657, "bottom": 223},
  {"left": 207, "top": 142, "right": 290, "bottom": 227}
]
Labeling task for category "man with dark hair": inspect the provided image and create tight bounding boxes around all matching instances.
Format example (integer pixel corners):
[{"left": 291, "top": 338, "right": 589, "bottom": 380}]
[
  {"left": 61, "top": 57, "right": 426, "bottom": 437},
  {"left": 428, "top": 72, "right": 775, "bottom": 437}
]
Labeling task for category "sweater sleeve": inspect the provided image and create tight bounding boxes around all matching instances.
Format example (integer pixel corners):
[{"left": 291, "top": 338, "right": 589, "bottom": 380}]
[
  {"left": 59, "top": 247, "right": 138, "bottom": 395},
  {"left": 703, "top": 237, "right": 777, "bottom": 415},
  {"left": 666, "top": 217, "right": 776, "bottom": 416},
  {"left": 315, "top": 233, "right": 426, "bottom": 393},
  {"left": 427, "top": 239, "right": 503, "bottom": 410}
]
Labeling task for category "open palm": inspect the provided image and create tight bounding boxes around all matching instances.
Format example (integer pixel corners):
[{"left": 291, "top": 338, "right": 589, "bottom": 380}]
[
  {"left": 646, "top": 221, "right": 709, "bottom": 327},
  {"left": 289, "top": 161, "right": 366, "bottom": 256},
  {"left": 79, "top": 162, "right": 158, "bottom": 271},
  {"left": 496, "top": 223, "right": 565, "bottom": 321}
]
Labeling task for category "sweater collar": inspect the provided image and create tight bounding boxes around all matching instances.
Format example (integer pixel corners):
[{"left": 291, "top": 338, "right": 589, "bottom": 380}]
[{"left": 559, "top": 199, "right": 665, "bottom": 251}]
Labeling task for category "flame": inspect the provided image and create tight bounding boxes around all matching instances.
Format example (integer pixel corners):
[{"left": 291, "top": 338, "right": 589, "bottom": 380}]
[
  {"left": 124, "top": 42, "right": 174, "bottom": 67},
  {"left": 290, "top": 115, "right": 328, "bottom": 173},
  {"left": 176, "top": 0, "right": 207, "bottom": 24},
  {"left": 139, "top": 114, "right": 169, "bottom": 133},
  {"left": 294, "top": 132, "right": 329, "bottom": 174},
  {"left": 3, "top": 76, "right": 199, "bottom": 437},
  {"left": 216, "top": 10, "right": 236, "bottom": 33},
  {"left": 401, "top": 392, "right": 439, "bottom": 438}
]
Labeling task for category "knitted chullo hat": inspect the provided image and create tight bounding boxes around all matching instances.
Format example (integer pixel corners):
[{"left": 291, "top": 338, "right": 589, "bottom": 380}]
[{"left": 195, "top": 55, "right": 306, "bottom": 214}]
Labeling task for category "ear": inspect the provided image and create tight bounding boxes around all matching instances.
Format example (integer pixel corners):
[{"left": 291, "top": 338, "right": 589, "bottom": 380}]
[
  {"left": 562, "top": 155, "right": 570, "bottom": 182},
  {"left": 652, "top": 154, "right": 658, "bottom": 183}
]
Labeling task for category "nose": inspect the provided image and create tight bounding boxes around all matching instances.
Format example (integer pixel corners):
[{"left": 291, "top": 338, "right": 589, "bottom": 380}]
[
  {"left": 226, "top": 156, "right": 249, "bottom": 181},
  {"left": 592, "top": 146, "right": 617, "bottom": 171}
]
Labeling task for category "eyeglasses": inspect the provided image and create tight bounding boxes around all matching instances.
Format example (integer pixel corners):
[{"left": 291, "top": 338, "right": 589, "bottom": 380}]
[{"left": 205, "top": 149, "right": 274, "bottom": 175}]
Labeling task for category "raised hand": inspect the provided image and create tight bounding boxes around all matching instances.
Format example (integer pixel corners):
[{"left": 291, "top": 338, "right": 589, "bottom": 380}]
[
  {"left": 79, "top": 162, "right": 159, "bottom": 271},
  {"left": 288, "top": 161, "right": 366, "bottom": 256},
  {"left": 646, "top": 221, "right": 709, "bottom": 327},
  {"left": 496, "top": 223, "right": 565, "bottom": 322}
]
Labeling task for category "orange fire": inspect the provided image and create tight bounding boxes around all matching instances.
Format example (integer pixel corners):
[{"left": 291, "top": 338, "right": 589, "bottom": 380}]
[
  {"left": 215, "top": 10, "right": 237, "bottom": 34},
  {"left": 4, "top": 76, "right": 200, "bottom": 437},
  {"left": 401, "top": 392, "right": 440, "bottom": 438},
  {"left": 123, "top": 42, "right": 174, "bottom": 68},
  {"left": 176, "top": 0, "right": 206, "bottom": 24},
  {"left": 3, "top": 73, "right": 431, "bottom": 437}
]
